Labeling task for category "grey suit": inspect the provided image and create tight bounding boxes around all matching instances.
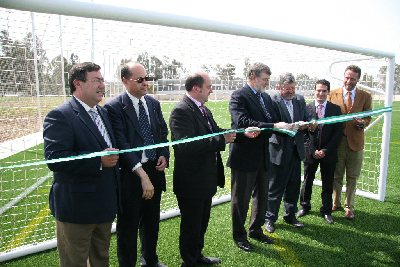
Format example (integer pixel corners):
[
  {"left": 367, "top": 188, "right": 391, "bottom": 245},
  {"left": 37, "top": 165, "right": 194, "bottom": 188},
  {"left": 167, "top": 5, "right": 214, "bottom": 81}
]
[{"left": 266, "top": 92, "right": 308, "bottom": 223}]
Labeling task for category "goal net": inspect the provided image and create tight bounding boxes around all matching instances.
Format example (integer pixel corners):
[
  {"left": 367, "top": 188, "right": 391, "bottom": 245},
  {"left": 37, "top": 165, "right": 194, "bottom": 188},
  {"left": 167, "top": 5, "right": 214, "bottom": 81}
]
[{"left": 0, "top": 1, "right": 394, "bottom": 262}]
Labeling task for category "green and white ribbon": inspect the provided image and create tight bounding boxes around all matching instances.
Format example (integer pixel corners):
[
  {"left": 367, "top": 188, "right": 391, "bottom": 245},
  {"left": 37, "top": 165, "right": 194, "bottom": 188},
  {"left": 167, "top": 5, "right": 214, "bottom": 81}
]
[
  {"left": 0, "top": 127, "right": 294, "bottom": 170},
  {"left": 0, "top": 106, "right": 392, "bottom": 170}
]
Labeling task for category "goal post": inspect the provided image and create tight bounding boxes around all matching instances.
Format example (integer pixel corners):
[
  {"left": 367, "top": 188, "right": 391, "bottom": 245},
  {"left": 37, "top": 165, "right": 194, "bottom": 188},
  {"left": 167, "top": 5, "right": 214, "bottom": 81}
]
[{"left": 0, "top": 0, "right": 395, "bottom": 262}]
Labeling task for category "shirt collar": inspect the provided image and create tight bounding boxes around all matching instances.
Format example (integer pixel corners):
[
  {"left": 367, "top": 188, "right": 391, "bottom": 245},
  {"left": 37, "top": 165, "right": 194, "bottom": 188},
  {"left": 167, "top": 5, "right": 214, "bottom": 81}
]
[
  {"left": 342, "top": 87, "right": 356, "bottom": 98},
  {"left": 126, "top": 90, "right": 146, "bottom": 106},
  {"left": 186, "top": 92, "right": 203, "bottom": 108},
  {"left": 74, "top": 96, "right": 97, "bottom": 113},
  {"left": 314, "top": 100, "right": 327, "bottom": 108}
]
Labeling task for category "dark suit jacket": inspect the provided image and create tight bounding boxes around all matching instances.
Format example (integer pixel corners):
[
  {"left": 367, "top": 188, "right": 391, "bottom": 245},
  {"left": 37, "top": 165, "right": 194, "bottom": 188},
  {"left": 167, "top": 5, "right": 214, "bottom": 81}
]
[
  {"left": 105, "top": 92, "right": 169, "bottom": 191},
  {"left": 227, "top": 84, "right": 278, "bottom": 172},
  {"left": 169, "top": 95, "right": 226, "bottom": 199},
  {"left": 43, "top": 97, "right": 119, "bottom": 224},
  {"left": 269, "top": 92, "right": 308, "bottom": 165},
  {"left": 304, "top": 101, "right": 343, "bottom": 164}
]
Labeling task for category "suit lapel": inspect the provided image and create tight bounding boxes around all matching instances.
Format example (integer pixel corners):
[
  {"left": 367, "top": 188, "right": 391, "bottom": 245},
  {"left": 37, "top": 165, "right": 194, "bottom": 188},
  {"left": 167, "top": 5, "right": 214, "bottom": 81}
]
[
  {"left": 244, "top": 85, "right": 269, "bottom": 120},
  {"left": 70, "top": 98, "right": 108, "bottom": 148},
  {"left": 279, "top": 98, "right": 292, "bottom": 123},
  {"left": 183, "top": 95, "right": 212, "bottom": 133},
  {"left": 122, "top": 92, "right": 144, "bottom": 139},
  {"left": 98, "top": 107, "right": 115, "bottom": 147},
  {"left": 144, "top": 95, "right": 158, "bottom": 136}
]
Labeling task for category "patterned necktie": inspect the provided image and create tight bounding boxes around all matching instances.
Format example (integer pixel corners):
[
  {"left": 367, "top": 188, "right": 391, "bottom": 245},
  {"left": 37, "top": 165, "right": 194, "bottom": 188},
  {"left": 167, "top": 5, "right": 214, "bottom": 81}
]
[
  {"left": 88, "top": 108, "right": 112, "bottom": 147},
  {"left": 199, "top": 105, "right": 213, "bottom": 132},
  {"left": 346, "top": 91, "right": 352, "bottom": 113},
  {"left": 138, "top": 100, "right": 156, "bottom": 161},
  {"left": 285, "top": 100, "right": 294, "bottom": 122},
  {"left": 257, "top": 92, "right": 272, "bottom": 120},
  {"left": 317, "top": 104, "right": 324, "bottom": 119}
]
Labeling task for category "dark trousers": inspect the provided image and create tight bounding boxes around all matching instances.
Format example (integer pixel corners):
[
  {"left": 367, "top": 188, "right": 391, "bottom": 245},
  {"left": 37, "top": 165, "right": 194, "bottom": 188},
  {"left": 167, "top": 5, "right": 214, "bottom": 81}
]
[
  {"left": 117, "top": 161, "right": 163, "bottom": 267},
  {"left": 266, "top": 151, "right": 301, "bottom": 223},
  {"left": 300, "top": 159, "right": 335, "bottom": 215},
  {"left": 231, "top": 167, "right": 268, "bottom": 241},
  {"left": 177, "top": 196, "right": 212, "bottom": 267}
]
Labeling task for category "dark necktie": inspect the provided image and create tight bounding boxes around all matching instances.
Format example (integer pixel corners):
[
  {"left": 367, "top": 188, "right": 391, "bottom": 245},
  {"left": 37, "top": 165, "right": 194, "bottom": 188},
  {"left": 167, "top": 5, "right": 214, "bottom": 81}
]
[
  {"left": 138, "top": 100, "right": 156, "bottom": 161},
  {"left": 88, "top": 108, "right": 112, "bottom": 147},
  {"left": 199, "top": 105, "right": 213, "bottom": 132},
  {"left": 257, "top": 92, "right": 272, "bottom": 120}
]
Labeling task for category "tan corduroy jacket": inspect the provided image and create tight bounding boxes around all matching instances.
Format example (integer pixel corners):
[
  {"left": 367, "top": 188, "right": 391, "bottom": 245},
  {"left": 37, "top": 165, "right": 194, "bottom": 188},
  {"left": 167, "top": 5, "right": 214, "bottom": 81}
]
[{"left": 328, "top": 87, "right": 372, "bottom": 151}]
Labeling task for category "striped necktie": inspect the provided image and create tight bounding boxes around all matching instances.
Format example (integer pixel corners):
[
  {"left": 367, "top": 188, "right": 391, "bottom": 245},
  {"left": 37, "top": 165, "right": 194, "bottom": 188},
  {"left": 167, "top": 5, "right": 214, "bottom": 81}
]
[{"left": 88, "top": 108, "right": 112, "bottom": 147}]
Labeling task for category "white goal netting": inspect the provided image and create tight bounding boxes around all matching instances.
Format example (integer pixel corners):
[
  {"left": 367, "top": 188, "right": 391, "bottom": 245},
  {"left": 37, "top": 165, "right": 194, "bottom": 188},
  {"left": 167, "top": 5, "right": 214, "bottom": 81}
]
[{"left": 0, "top": 3, "right": 394, "bottom": 262}]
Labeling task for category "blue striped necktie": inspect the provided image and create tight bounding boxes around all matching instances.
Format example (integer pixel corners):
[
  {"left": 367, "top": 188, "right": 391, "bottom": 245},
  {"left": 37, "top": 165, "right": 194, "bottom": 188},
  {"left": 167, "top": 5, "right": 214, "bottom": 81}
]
[{"left": 88, "top": 108, "right": 112, "bottom": 147}]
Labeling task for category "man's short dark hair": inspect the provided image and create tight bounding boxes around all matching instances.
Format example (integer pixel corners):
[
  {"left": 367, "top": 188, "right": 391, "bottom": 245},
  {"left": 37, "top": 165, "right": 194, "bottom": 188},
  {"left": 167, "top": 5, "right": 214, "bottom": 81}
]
[
  {"left": 69, "top": 62, "right": 101, "bottom": 94},
  {"left": 345, "top": 65, "right": 362, "bottom": 79},
  {"left": 185, "top": 74, "right": 204, "bottom": 92},
  {"left": 247, "top": 62, "right": 271, "bottom": 79},
  {"left": 315, "top": 79, "right": 331, "bottom": 92},
  {"left": 120, "top": 62, "right": 133, "bottom": 80}
]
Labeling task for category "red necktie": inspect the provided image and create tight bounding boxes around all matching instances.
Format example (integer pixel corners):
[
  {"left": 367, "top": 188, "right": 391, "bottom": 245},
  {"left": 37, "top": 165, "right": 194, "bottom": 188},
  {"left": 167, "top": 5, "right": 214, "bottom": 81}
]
[{"left": 317, "top": 104, "right": 323, "bottom": 119}]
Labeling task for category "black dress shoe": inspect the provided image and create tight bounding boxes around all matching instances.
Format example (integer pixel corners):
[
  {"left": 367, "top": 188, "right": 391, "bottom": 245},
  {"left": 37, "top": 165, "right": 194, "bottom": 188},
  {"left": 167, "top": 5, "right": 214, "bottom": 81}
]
[
  {"left": 197, "top": 255, "right": 222, "bottom": 265},
  {"left": 234, "top": 240, "right": 253, "bottom": 252},
  {"left": 140, "top": 256, "right": 167, "bottom": 267},
  {"left": 249, "top": 231, "right": 274, "bottom": 244},
  {"left": 323, "top": 214, "right": 334, "bottom": 224},
  {"left": 284, "top": 218, "right": 304, "bottom": 228},
  {"left": 297, "top": 209, "right": 309, "bottom": 217},
  {"left": 265, "top": 220, "right": 275, "bottom": 233}
]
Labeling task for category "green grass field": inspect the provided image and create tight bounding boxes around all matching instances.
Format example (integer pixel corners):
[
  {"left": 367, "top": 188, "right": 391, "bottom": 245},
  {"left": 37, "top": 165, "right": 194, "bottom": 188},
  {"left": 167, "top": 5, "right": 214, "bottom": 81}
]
[{"left": 1, "top": 101, "right": 399, "bottom": 266}]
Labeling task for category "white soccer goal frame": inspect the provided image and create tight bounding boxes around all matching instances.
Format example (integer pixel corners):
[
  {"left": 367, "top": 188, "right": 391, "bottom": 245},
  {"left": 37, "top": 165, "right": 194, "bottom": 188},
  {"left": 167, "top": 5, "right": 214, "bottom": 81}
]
[{"left": 0, "top": 0, "right": 395, "bottom": 262}]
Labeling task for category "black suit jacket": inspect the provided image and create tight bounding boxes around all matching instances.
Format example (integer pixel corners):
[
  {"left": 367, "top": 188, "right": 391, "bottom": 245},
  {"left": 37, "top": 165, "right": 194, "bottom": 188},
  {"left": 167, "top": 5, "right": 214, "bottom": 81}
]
[
  {"left": 269, "top": 92, "right": 308, "bottom": 165},
  {"left": 304, "top": 101, "right": 343, "bottom": 164},
  {"left": 169, "top": 95, "right": 226, "bottom": 199},
  {"left": 227, "top": 84, "right": 278, "bottom": 172},
  {"left": 43, "top": 97, "right": 119, "bottom": 224},
  {"left": 105, "top": 92, "right": 169, "bottom": 191}
]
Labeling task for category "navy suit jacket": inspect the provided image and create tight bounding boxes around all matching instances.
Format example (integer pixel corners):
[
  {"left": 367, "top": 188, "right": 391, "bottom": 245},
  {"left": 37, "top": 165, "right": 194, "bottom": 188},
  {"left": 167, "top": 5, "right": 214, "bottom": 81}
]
[
  {"left": 169, "top": 95, "right": 226, "bottom": 199},
  {"left": 304, "top": 101, "right": 343, "bottom": 164},
  {"left": 43, "top": 97, "right": 119, "bottom": 224},
  {"left": 269, "top": 92, "right": 308, "bottom": 166},
  {"left": 105, "top": 92, "right": 169, "bottom": 191},
  {"left": 227, "top": 84, "right": 278, "bottom": 172}
]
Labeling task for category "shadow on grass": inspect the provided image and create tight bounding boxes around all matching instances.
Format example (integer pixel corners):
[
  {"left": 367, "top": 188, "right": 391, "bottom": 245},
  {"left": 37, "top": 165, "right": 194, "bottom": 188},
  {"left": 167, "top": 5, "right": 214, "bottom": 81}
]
[{"left": 276, "top": 210, "right": 400, "bottom": 266}]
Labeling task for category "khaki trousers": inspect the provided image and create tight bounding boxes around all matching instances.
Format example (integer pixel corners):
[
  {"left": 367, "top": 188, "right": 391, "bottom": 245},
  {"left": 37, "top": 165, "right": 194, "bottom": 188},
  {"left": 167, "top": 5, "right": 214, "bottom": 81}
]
[
  {"left": 56, "top": 220, "right": 112, "bottom": 267},
  {"left": 333, "top": 137, "right": 364, "bottom": 210}
]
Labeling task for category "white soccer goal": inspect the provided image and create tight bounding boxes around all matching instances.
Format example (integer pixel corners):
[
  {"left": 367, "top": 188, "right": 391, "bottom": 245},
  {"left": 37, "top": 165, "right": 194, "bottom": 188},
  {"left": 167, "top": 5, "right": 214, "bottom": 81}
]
[{"left": 0, "top": 0, "right": 395, "bottom": 262}]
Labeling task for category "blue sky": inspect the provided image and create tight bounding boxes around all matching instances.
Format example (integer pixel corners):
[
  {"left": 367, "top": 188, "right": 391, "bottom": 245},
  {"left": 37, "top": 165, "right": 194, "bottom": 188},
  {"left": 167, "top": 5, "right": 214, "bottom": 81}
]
[{"left": 94, "top": 0, "right": 400, "bottom": 63}]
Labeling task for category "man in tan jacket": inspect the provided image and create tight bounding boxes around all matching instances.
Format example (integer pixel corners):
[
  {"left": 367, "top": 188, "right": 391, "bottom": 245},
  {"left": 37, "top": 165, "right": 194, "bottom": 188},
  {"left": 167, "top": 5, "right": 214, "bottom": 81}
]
[{"left": 327, "top": 65, "right": 372, "bottom": 220}]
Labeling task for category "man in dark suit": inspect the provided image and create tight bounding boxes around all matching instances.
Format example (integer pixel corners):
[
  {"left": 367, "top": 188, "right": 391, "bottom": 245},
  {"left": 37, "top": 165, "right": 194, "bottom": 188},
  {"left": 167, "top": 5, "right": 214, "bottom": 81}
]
[
  {"left": 105, "top": 62, "right": 169, "bottom": 267},
  {"left": 43, "top": 62, "right": 120, "bottom": 267},
  {"left": 265, "top": 72, "right": 308, "bottom": 233},
  {"left": 297, "top": 79, "right": 343, "bottom": 224},
  {"left": 228, "top": 63, "right": 289, "bottom": 252},
  {"left": 169, "top": 71, "right": 236, "bottom": 267}
]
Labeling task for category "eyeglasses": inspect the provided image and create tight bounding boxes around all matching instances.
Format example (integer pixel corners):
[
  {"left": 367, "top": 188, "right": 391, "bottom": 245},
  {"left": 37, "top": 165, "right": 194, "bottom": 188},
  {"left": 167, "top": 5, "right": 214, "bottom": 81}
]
[
  {"left": 87, "top": 78, "right": 105, "bottom": 84},
  {"left": 126, "top": 76, "right": 154, "bottom": 83}
]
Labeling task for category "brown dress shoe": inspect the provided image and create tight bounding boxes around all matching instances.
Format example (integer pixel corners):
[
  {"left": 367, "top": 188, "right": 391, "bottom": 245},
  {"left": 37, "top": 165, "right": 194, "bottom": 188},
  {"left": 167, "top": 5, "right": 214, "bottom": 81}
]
[{"left": 345, "top": 208, "right": 355, "bottom": 220}]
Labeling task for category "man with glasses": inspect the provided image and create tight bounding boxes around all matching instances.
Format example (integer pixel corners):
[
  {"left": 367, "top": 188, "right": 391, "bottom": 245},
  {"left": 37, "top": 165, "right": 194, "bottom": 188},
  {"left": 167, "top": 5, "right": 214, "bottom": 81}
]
[
  {"left": 265, "top": 73, "right": 308, "bottom": 233},
  {"left": 43, "top": 62, "right": 120, "bottom": 266},
  {"left": 105, "top": 62, "right": 169, "bottom": 267}
]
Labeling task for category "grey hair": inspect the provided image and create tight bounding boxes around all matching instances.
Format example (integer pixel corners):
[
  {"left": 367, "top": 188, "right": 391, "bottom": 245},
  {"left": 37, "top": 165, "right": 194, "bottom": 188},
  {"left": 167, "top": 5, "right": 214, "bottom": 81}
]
[
  {"left": 278, "top": 72, "right": 296, "bottom": 85},
  {"left": 247, "top": 62, "right": 271, "bottom": 78}
]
